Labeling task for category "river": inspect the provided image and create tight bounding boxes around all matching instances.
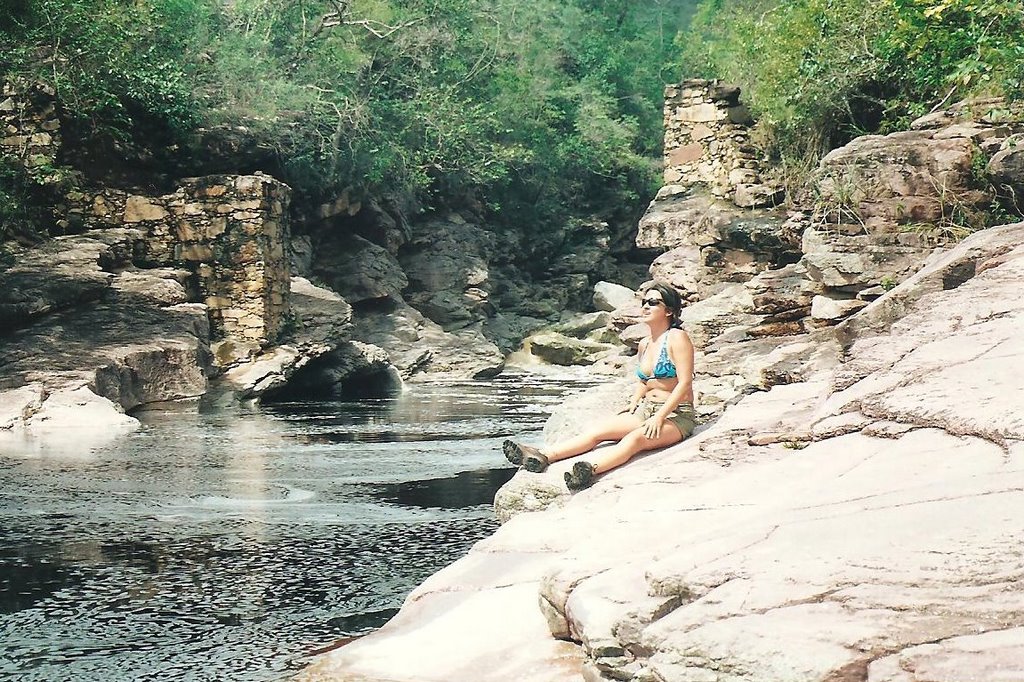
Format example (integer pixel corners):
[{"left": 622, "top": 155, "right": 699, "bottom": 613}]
[{"left": 0, "top": 372, "right": 589, "bottom": 681}]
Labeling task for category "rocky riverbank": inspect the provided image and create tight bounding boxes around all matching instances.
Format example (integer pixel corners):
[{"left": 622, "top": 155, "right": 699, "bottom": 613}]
[
  {"left": 4, "top": 75, "right": 1024, "bottom": 680},
  {"left": 300, "top": 220, "right": 1024, "bottom": 682},
  {"left": 298, "top": 89, "right": 1024, "bottom": 681}
]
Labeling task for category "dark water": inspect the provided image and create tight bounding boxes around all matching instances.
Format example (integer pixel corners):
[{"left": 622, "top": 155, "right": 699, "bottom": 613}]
[{"left": 0, "top": 373, "right": 585, "bottom": 681}]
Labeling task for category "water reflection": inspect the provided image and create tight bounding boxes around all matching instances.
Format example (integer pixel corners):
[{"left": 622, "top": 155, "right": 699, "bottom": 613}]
[{"left": 0, "top": 373, "right": 590, "bottom": 681}]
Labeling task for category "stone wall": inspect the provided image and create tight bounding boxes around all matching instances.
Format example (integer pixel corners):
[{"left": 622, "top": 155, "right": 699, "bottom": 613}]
[
  {"left": 663, "top": 79, "right": 776, "bottom": 208},
  {"left": 0, "top": 81, "right": 60, "bottom": 168},
  {"left": 60, "top": 175, "right": 292, "bottom": 346},
  {"left": 1, "top": 81, "right": 291, "bottom": 350}
]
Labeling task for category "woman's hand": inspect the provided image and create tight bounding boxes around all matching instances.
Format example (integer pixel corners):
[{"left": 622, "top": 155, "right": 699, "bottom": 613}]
[{"left": 643, "top": 415, "right": 665, "bottom": 439}]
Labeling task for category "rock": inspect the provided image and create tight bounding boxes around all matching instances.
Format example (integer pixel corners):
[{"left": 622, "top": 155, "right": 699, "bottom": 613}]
[
  {"left": 592, "top": 281, "right": 635, "bottom": 312},
  {"left": 986, "top": 134, "right": 1024, "bottom": 210},
  {"left": 218, "top": 345, "right": 306, "bottom": 398},
  {"left": 493, "top": 472, "right": 571, "bottom": 523},
  {"left": 110, "top": 269, "right": 189, "bottom": 306},
  {"left": 801, "top": 225, "right": 938, "bottom": 291},
  {"left": 550, "top": 312, "right": 613, "bottom": 339},
  {"left": 216, "top": 276, "right": 355, "bottom": 398},
  {"left": 0, "top": 229, "right": 139, "bottom": 332},
  {"left": 264, "top": 340, "right": 402, "bottom": 400},
  {"left": 809, "top": 295, "right": 868, "bottom": 322},
  {"left": 649, "top": 246, "right": 703, "bottom": 300},
  {"left": 311, "top": 233, "right": 407, "bottom": 304},
  {"left": 0, "top": 231, "right": 216, "bottom": 441},
  {"left": 0, "top": 384, "right": 140, "bottom": 455},
  {"left": 637, "top": 190, "right": 799, "bottom": 299},
  {"left": 677, "top": 283, "right": 758, "bottom": 349},
  {"left": 301, "top": 225, "right": 1024, "bottom": 682},
  {"left": 867, "top": 628, "right": 1024, "bottom": 681},
  {"left": 353, "top": 301, "right": 504, "bottom": 380},
  {"left": 526, "top": 332, "right": 617, "bottom": 367},
  {"left": 399, "top": 216, "right": 496, "bottom": 329},
  {"left": 803, "top": 124, "right": 998, "bottom": 295},
  {"left": 733, "top": 183, "right": 782, "bottom": 209}
]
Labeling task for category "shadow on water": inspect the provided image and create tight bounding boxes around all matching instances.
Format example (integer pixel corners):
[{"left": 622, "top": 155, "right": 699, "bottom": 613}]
[
  {"left": 367, "top": 467, "right": 517, "bottom": 508},
  {"left": 0, "top": 551, "right": 82, "bottom": 614}
]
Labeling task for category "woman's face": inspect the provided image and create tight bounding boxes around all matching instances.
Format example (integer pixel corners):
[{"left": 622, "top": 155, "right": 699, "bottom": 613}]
[{"left": 639, "top": 290, "right": 671, "bottom": 324}]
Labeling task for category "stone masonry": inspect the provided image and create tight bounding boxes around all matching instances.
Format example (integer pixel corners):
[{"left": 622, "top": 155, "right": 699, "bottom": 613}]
[
  {"left": 1, "top": 81, "right": 291, "bottom": 350},
  {"left": 57, "top": 175, "right": 292, "bottom": 346},
  {"left": 663, "top": 79, "right": 777, "bottom": 208},
  {"left": 0, "top": 80, "right": 60, "bottom": 169}
]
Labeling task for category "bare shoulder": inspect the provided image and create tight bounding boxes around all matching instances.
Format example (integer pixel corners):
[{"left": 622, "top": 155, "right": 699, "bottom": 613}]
[{"left": 668, "top": 327, "right": 694, "bottom": 350}]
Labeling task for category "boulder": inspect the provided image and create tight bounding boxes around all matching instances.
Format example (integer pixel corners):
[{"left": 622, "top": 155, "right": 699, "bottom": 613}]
[
  {"left": 352, "top": 300, "right": 505, "bottom": 380},
  {"left": 311, "top": 233, "right": 407, "bottom": 304},
  {"left": 592, "top": 281, "right": 635, "bottom": 312},
  {"left": 986, "top": 134, "right": 1024, "bottom": 211},
  {"left": 398, "top": 216, "right": 496, "bottom": 330},
  {"left": 550, "top": 311, "right": 612, "bottom": 339},
  {"left": 0, "top": 384, "right": 140, "bottom": 455},
  {"left": 801, "top": 119, "right": 1010, "bottom": 296},
  {"left": 637, "top": 189, "right": 799, "bottom": 299},
  {"left": 809, "top": 295, "right": 868, "bottom": 322},
  {"left": 526, "top": 332, "right": 617, "bottom": 367}
]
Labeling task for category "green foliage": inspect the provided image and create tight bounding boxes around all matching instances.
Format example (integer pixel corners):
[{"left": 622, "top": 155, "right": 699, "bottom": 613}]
[
  {"left": 2, "top": 0, "right": 699, "bottom": 264},
  {"left": 0, "top": 158, "right": 54, "bottom": 243},
  {"left": 679, "top": 0, "right": 1024, "bottom": 178},
  {"left": 2, "top": 0, "right": 207, "bottom": 140}
]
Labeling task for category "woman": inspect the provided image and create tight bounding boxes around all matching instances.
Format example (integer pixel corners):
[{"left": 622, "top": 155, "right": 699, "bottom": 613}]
[{"left": 503, "top": 282, "right": 696, "bottom": 491}]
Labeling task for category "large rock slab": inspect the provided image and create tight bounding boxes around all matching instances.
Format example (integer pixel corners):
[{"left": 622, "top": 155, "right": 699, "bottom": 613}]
[
  {"left": 0, "top": 231, "right": 212, "bottom": 449},
  {"left": 300, "top": 224, "right": 1024, "bottom": 682},
  {"left": 636, "top": 188, "right": 798, "bottom": 300}
]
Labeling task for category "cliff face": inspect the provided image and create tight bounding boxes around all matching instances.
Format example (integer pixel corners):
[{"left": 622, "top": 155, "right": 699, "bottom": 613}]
[{"left": 299, "top": 89, "right": 1024, "bottom": 682}]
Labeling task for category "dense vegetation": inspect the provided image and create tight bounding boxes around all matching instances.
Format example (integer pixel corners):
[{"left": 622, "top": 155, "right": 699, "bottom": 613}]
[
  {"left": 0, "top": 0, "right": 698, "bottom": 248},
  {"left": 679, "top": 0, "right": 1024, "bottom": 188},
  {"left": 3, "top": 0, "right": 1023, "bottom": 247}
]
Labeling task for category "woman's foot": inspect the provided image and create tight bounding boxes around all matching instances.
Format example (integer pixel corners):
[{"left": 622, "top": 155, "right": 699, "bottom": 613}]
[
  {"left": 523, "top": 451, "right": 550, "bottom": 473},
  {"left": 503, "top": 440, "right": 548, "bottom": 471},
  {"left": 564, "top": 461, "right": 595, "bottom": 491}
]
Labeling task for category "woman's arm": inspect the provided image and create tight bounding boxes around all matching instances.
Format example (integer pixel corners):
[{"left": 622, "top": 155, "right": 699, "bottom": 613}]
[{"left": 621, "top": 339, "right": 650, "bottom": 414}]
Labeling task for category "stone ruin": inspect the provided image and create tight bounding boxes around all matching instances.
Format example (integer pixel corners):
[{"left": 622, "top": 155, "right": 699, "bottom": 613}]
[
  {"left": 663, "top": 79, "right": 778, "bottom": 209},
  {"left": 0, "top": 80, "right": 61, "bottom": 168},
  {"left": 1, "top": 81, "right": 291, "bottom": 353}
]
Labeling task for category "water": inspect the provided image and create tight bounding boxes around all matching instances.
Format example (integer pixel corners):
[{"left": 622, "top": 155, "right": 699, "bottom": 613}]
[{"left": 0, "top": 373, "right": 588, "bottom": 681}]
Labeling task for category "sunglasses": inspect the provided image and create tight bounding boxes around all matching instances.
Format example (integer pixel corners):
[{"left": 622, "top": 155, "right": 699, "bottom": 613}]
[{"left": 640, "top": 297, "right": 665, "bottom": 308}]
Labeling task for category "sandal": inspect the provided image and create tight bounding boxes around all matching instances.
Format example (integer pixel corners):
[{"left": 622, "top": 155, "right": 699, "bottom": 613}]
[
  {"left": 564, "top": 461, "right": 596, "bottom": 491},
  {"left": 503, "top": 440, "right": 544, "bottom": 468},
  {"left": 523, "top": 451, "right": 550, "bottom": 473}
]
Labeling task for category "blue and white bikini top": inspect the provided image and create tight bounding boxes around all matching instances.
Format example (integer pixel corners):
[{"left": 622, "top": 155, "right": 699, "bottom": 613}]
[{"left": 635, "top": 332, "right": 677, "bottom": 382}]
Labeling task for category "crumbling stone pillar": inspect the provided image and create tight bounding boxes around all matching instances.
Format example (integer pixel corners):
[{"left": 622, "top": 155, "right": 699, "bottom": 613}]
[
  {"left": 663, "top": 79, "right": 778, "bottom": 208},
  {"left": 62, "top": 173, "right": 293, "bottom": 349},
  {"left": 0, "top": 81, "right": 61, "bottom": 168}
]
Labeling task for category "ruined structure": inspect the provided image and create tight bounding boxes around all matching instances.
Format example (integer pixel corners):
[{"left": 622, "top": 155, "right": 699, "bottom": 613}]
[
  {"left": 662, "top": 79, "right": 777, "bottom": 208},
  {"left": 1, "top": 81, "right": 292, "bottom": 352}
]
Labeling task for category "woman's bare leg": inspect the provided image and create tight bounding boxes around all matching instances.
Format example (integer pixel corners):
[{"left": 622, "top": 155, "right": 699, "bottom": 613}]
[
  {"left": 587, "top": 423, "right": 683, "bottom": 474},
  {"left": 541, "top": 413, "right": 644, "bottom": 463}
]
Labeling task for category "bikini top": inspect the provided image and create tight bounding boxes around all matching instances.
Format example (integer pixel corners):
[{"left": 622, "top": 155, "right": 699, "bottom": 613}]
[{"left": 635, "top": 333, "right": 677, "bottom": 382}]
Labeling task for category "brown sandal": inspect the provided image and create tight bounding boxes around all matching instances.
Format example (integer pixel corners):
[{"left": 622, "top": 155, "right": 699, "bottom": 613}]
[
  {"left": 564, "top": 461, "right": 596, "bottom": 491},
  {"left": 503, "top": 440, "right": 546, "bottom": 469}
]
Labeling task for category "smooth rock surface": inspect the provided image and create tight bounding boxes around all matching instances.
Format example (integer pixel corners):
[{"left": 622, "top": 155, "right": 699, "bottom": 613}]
[{"left": 302, "top": 223, "right": 1024, "bottom": 682}]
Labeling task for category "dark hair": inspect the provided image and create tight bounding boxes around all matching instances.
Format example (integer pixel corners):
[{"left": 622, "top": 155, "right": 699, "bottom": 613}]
[{"left": 641, "top": 281, "right": 684, "bottom": 328}]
